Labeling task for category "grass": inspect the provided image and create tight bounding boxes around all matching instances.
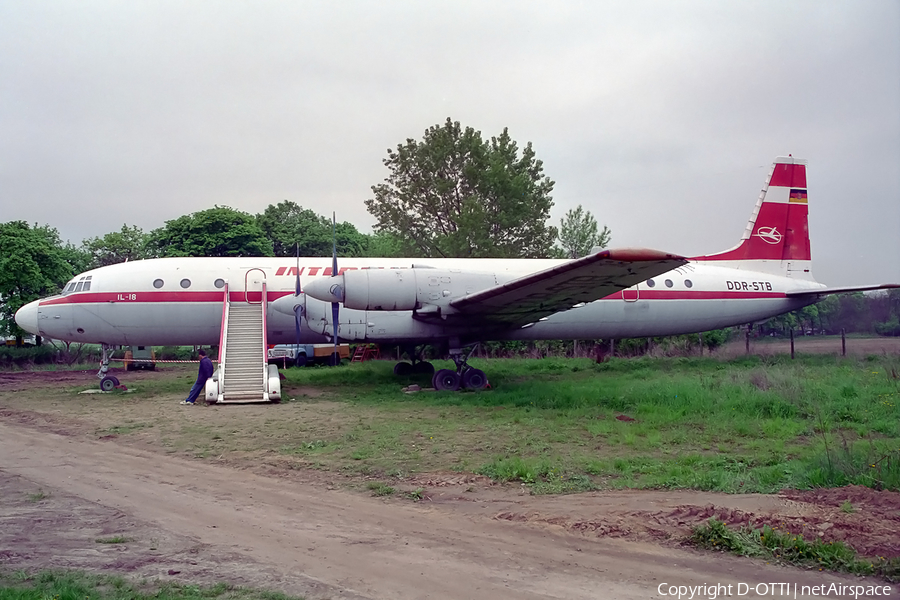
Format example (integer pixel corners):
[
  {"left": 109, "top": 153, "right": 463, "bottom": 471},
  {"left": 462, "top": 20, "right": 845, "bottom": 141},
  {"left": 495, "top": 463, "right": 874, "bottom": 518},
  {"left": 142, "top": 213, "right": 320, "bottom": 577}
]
[
  {"left": 272, "top": 355, "right": 900, "bottom": 493},
  {"left": 2, "top": 355, "right": 898, "bottom": 495},
  {"left": 691, "top": 519, "right": 900, "bottom": 582},
  {"left": 26, "top": 490, "right": 49, "bottom": 502},
  {"left": 0, "top": 569, "right": 303, "bottom": 600},
  {"left": 365, "top": 481, "right": 395, "bottom": 496}
]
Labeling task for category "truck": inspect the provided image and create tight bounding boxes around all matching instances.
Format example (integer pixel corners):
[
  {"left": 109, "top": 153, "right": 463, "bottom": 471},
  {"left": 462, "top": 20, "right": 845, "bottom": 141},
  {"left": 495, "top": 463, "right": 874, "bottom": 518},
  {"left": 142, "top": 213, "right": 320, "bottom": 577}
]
[
  {"left": 267, "top": 343, "right": 350, "bottom": 367},
  {"left": 123, "top": 345, "right": 156, "bottom": 370}
]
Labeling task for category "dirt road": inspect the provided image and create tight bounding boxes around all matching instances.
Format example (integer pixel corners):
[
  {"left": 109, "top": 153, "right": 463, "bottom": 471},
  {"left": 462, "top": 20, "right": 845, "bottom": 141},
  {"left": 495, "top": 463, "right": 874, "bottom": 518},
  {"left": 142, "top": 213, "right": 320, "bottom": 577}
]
[{"left": 1, "top": 422, "right": 893, "bottom": 600}]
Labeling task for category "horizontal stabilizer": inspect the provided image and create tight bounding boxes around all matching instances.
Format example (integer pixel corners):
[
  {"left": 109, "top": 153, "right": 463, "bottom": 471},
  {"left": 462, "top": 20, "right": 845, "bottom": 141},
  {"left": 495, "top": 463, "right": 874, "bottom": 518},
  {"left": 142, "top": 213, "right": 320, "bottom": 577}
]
[
  {"left": 785, "top": 284, "right": 900, "bottom": 298},
  {"left": 450, "top": 248, "right": 686, "bottom": 327}
]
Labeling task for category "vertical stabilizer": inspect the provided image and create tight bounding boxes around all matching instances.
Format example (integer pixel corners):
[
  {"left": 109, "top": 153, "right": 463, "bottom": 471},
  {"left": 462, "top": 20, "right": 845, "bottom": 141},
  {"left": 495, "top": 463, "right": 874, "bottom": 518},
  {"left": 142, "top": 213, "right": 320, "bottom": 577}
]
[{"left": 692, "top": 156, "right": 814, "bottom": 279}]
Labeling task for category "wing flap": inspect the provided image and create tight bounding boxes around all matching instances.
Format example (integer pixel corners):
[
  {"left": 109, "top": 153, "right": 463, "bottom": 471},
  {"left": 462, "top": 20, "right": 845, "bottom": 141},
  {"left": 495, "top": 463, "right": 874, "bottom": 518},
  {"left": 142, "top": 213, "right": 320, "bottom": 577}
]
[{"left": 449, "top": 248, "right": 686, "bottom": 327}]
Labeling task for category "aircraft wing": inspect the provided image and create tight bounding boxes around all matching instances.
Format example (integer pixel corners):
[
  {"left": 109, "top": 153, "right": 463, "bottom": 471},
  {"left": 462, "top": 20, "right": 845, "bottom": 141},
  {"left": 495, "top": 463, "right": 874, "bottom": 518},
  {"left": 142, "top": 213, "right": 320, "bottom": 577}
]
[
  {"left": 449, "top": 248, "right": 687, "bottom": 327},
  {"left": 785, "top": 284, "right": 900, "bottom": 298}
]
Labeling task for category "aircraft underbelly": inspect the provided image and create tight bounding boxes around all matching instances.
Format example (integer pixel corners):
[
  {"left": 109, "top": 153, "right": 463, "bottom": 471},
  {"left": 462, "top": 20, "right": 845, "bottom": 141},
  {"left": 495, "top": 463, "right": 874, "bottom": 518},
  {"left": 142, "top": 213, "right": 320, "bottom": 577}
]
[
  {"left": 70, "top": 302, "right": 220, "bottom": 346},
  {"left": 505, "top": 297, "right": 811, "bottom": 340}
]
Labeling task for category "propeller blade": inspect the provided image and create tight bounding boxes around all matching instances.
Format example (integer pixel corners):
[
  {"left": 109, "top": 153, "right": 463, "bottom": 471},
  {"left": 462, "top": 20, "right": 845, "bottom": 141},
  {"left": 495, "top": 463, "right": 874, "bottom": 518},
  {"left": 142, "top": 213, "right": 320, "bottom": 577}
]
[
  {"left": 331, "top": 212, "right": 339, "bottom": 364},
  {"left": 295, "top": 243, "right": 302, "bottom": 359},
  {"left": 295, "top": 243, "right": 302, "bottom": 296},
  {"left": 332, "top": 212, "right": 338, "bottom": 276}
]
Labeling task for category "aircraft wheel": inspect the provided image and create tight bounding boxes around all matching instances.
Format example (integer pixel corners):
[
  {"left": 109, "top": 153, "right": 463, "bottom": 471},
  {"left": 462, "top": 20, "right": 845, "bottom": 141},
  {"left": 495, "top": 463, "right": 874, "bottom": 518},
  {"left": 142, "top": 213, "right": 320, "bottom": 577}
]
[
  {"left": 393, "top": 362, "right": 413, "bottom": 376},
  {"left": 295, "top": 353, "right": 308, "bottom": 368},
  {"left": 413, "top": 361, "right": 435, "bottom": 375},
  {"left": 462, "top": 368, "right": 488, "bottom": 390},
  {"left": 432, "top": 369, "right": 461, "bottom": 391},
  {"left": 100, "top": 376, "right": 118, "bottom": 392}
]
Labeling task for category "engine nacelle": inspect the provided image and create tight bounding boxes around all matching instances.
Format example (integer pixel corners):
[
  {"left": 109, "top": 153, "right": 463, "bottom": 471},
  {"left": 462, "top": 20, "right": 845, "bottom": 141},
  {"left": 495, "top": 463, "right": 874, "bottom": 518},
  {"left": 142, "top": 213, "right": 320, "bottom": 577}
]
[
  {"left": 343, "top": 269, "right": 417, "bottom": 310},
  {"left": 343, "top": 268, "right": 498, "bottom": 311},
  {"left": 303, "top": 268, "right": 501, "bottom": 312}
]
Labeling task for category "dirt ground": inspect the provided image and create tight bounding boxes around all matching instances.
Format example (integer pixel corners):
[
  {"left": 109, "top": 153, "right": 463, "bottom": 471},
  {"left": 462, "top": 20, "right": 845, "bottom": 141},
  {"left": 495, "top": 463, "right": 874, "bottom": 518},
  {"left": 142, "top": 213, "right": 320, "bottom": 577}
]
[{"left": 2, "top": 368, "right": 899, "bottom": 599}]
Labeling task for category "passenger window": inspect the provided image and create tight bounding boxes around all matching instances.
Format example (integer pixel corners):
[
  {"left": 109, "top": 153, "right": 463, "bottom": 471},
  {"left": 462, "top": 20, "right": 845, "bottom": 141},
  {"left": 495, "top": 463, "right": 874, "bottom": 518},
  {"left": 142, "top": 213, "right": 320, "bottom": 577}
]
[
  {"left": 684, "top": 279, "right": 693, "bottom": 288},
  {"left": 214, "top": 279, "right": 225, "bottom": 289},
  {"left": 153, "top": 279, "right": 164, "bottom": 289},
  {"left": 646, "top": 279, "right": 656, "bottom": 288},
  {"left": 665, "top": 279, "right": 673, "bottom": 288},
  {"left": 180, "top": 279, "right": 191, "bottom": 289}
]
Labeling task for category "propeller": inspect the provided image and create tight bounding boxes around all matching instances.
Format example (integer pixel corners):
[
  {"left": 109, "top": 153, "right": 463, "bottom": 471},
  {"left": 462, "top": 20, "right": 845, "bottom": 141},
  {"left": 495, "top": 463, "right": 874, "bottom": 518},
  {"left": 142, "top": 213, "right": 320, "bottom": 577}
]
[
  {"left": 330, "top": 213, "right": 341, "bottom": 365},
  {"left": 294, "top": 243, "right": 303, "bottom": 364}
]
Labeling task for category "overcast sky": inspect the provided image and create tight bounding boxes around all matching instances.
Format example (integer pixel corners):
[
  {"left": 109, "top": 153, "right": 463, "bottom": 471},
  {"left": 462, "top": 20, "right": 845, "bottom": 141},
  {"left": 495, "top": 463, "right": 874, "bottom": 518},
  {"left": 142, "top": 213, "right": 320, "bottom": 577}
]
[{"left": 1, "top": 1, "right": 898, "bottom": 286}]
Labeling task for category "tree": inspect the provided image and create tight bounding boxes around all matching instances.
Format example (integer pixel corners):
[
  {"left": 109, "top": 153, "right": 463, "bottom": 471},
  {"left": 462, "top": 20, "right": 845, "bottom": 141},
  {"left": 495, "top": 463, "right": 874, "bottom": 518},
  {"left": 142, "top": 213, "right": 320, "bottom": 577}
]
[
  {"left": 557, "top": 205, "right": 612, "bottom": 258},
  {"left": 82, "top": 224, "right": 151, "bottom": 268},
  {"left": 147, "top": 207, "right": 273, "bottom": 257},
  {"left": 365, "top": 231, "right": 405, "bottom": 258},
  {"left": 0, "top": 221, "right": 75, "bottom": 341},
  {"left": 256, "top": 201, "right": 368, "bottom": 257},
  {"left": 366, "top": 118, "right": 558, "bottom": 258}
]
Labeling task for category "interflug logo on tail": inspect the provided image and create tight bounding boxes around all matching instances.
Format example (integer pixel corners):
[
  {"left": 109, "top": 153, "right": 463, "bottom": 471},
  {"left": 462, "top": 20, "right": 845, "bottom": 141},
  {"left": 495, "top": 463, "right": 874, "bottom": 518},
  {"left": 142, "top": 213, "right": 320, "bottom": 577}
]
[{"left": 754, "top": 226, "right": 783, "bottom": 245}]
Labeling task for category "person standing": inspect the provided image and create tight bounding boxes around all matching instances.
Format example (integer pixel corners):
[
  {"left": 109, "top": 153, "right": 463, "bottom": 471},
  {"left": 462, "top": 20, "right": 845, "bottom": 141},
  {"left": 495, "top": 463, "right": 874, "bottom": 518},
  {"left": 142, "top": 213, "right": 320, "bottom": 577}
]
[{"left": 181, "top": 348, "right": 214, "bottom": 405}]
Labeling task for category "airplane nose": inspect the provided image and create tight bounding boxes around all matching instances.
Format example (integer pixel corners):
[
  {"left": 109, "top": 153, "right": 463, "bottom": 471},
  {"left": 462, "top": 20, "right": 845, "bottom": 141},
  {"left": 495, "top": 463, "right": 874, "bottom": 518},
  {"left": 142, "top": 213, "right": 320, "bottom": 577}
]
[{"left": 14, "top": 300, "right": 41, "bottom": 336}]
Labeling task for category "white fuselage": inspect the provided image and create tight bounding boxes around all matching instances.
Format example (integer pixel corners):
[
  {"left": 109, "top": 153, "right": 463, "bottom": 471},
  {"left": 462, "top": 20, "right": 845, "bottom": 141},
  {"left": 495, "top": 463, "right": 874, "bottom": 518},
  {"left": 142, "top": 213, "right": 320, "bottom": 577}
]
[{"left": 18, "top": 256, "right": 824, "bottom": 346}]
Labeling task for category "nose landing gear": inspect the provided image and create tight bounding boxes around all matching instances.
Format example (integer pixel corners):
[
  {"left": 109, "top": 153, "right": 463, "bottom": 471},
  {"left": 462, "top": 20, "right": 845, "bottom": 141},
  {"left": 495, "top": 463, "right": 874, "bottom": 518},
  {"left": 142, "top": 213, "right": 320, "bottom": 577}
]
[{"left": 97, "top": 343, "right": 122, "bottom": 391}]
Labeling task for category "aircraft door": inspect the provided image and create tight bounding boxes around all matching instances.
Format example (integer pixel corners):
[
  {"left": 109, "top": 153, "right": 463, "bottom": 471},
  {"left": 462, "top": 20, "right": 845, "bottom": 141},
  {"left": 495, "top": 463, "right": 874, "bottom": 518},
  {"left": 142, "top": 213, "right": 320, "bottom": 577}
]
[
  {"left": 244, "top": 268, "right": 266, "bottom": 304},
  {"left": 622, "top": 283, "right": 640, "bottom": 302}
]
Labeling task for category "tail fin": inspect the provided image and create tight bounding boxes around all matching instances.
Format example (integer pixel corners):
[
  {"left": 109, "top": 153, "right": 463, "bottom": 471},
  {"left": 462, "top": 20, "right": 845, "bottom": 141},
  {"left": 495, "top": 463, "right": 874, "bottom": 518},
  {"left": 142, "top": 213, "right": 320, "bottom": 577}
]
[{"left": 693, "top": 156, "right": 814, "bottom": 279}]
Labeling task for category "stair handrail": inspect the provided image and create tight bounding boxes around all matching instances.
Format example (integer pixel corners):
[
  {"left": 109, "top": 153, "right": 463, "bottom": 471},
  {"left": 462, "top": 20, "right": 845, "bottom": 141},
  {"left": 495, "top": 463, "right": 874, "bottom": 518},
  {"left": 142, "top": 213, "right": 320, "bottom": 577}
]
[
  {"left": 218, "top": 281, "right": 230, "bottom": 363},
  {"left": 217, "top": 281, "right": 230, "bottom": 396},
  {"left": 260, "top": 280, "right": 269, "bottom": 390}
]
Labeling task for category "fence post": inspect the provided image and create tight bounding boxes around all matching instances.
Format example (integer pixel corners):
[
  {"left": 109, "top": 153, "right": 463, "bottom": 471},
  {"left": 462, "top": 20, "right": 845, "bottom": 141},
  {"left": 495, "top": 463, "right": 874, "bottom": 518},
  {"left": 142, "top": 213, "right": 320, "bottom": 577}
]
[
  {"left": 745, "top": 325, "right": 751, "bottom": 354},
  {"left": 610, "top": 338, "right": 615, "bottom": 357},
  {"left": 790, "top": 328, "right": 795, "bottom": 359},
  {"left": 698, "top": 332, "right": 703, "bottom": 356},
  {"left": 841, "top": 328, "right": 846, "bottom": 357}
]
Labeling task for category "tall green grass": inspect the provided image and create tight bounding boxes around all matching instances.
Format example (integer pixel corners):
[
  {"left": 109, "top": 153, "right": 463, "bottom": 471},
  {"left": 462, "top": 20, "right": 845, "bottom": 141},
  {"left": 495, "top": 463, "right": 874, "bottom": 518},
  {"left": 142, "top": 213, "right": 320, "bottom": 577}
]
[
  {"left": 0, "top": 569, "right": 301, "bottom": 600},
  {"left": 280, "top": 355, "right": 900, "bottom": 493}
]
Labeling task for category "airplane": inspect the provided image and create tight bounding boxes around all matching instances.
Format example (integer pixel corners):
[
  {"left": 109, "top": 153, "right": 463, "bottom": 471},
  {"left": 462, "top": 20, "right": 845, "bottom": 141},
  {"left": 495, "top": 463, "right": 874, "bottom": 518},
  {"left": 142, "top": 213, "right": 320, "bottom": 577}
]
[{"left": 14, "top": 156, "right": 898, "bottom": 398}]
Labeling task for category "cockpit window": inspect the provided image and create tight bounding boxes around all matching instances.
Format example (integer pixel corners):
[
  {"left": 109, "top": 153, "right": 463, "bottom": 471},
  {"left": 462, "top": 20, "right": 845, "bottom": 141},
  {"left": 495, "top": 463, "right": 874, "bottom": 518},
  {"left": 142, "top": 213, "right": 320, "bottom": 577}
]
[{"left": 63, "top": 275, "right": 92, "bottom": 295}]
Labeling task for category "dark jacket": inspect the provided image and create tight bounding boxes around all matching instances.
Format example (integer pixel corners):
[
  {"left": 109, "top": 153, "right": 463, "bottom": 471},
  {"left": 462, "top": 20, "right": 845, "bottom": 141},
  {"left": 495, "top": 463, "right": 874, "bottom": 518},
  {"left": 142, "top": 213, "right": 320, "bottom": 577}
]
[{"left": 197, "top": 356, "right": 214, "bottom": 382}]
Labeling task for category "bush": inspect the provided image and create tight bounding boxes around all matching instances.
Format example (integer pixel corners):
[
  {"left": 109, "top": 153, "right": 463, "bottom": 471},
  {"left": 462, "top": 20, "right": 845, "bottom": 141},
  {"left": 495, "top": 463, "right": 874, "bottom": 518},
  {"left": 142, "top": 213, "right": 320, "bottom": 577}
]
[{"left": 0, "top": 344, "right": 57, "bottom": 367}]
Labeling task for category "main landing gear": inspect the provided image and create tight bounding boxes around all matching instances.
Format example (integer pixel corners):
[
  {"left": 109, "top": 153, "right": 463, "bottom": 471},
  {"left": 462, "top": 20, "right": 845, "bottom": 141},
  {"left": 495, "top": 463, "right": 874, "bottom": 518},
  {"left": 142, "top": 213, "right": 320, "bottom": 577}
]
[
  {"left": 97, "top": 343, "right": 121, "bottom": 391},
  {"left": 392, "top": 345, "right": 435, "bottom": 376},
  {"left": 432, "top": 344, "right": 488, "bottom": 392},
  {"left": 392, "top": 343, "right": 489, "bottom": 391}
]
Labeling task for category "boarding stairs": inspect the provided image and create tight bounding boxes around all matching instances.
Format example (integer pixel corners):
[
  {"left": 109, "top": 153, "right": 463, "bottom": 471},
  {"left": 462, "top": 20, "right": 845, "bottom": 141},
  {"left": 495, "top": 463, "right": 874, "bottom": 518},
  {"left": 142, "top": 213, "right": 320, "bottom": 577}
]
[{"left": 205, "top": 275, "right": 281, "bottom": 404}]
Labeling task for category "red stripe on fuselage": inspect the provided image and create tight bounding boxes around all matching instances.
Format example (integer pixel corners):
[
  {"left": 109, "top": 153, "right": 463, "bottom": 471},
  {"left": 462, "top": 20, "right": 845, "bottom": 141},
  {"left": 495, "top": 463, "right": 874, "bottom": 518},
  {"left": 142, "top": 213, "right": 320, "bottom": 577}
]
[
  {"left": 600, "top": 290, "right": 785, "bottom": 300},
  {"left": 40, "top": 290, "right": 295, "bottom": 306},
  {"left": 42, "top": 289, "right": 786, "bottom": 306}
]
